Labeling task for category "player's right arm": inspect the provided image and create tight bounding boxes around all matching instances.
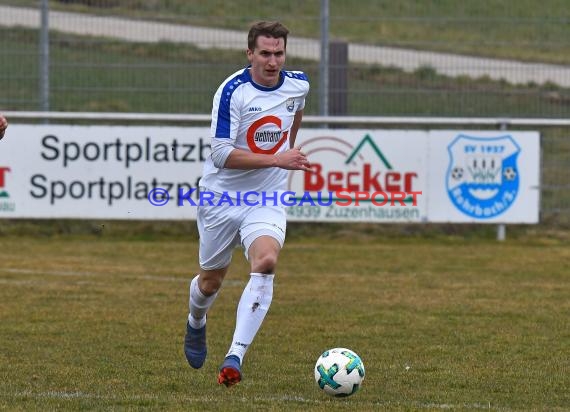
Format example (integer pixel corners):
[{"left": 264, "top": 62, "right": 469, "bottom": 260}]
[
  {"left": 222, "top": 145, "right": 311, "bottom": 171},
  {"left": 211, "top": 136, "right": 310, "bottom": 171}
]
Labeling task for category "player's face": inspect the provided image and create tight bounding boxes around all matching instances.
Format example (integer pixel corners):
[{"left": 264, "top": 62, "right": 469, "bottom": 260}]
[{"left": 247, "top": 35, "right": 286, "bottom": 87}]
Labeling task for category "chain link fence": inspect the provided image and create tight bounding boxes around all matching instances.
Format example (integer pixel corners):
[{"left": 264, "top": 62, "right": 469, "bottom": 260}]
[{"left": 0, "top": 1, "right": 568, "bottom": 224}]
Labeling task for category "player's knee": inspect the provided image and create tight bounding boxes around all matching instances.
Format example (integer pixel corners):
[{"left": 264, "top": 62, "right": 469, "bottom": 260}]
[
  {"left": 252, "top": 253, "right": 278, "bottom": 274},
  {"left": 199, "top": 277, "right": 222, "bottom": 295}
]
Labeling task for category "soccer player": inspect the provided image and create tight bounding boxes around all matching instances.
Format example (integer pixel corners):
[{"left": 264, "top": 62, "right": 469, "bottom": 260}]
[
  {"left": 184, "top": 21, "right": 311, "bottom": 387},
  {"left": 0, "top": 114, "right": 7, "bottom": 140}
]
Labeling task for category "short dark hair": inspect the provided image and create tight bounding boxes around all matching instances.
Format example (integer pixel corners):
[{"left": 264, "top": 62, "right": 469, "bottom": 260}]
[{"left": 247, "top": 21, "right": 289, "bottom": 51}]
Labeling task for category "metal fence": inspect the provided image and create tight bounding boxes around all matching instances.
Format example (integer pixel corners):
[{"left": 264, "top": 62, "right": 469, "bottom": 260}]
[
  {"left": 1, "top": 1, "right": 570, "bottom": 117},
  {"left": 0, "top": 1, "right": 569, "bottom": 224}
]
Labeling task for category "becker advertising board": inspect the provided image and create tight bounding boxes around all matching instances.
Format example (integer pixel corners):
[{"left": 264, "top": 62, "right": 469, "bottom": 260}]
[
  {"left": 287, "top": 131, "right": 426, "bottom": 222},
  {"left": 0, "top": 125, "right": 539, "bottom": 223}
]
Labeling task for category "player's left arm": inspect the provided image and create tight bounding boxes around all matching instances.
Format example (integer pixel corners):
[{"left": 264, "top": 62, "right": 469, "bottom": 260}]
[{"left": 289, "top": 109, "right": 304, "bottom": 149}]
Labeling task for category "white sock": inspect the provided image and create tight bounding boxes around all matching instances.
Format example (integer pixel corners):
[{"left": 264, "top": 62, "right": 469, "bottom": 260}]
[
  {"left": 187, "top": 274, "right": 218, "bottom": 329},
  {"left": 226, "top": 273, "right": 274, "bottom": 363}
]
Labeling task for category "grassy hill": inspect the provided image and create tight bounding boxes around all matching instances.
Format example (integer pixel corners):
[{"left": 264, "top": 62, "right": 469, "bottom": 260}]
[
  {"left": 4, "top": 0, "right": 570, "bottom": 64},
  {"left": 2, "top": 26, "right": 569, "bottom": 117}
]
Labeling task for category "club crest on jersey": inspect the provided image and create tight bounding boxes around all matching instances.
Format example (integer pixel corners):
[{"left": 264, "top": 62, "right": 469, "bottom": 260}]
[
  {"left": 446, "top": 134, "right": 521, "bottom": 219},
  {"left": 286, "top": 98, "right": 295, "bottom": 112}
]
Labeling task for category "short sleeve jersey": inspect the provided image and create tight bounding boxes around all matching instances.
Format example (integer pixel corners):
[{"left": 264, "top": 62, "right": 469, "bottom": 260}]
[{"left": 199, "top": 67, "right": 310, "bottom": 195}]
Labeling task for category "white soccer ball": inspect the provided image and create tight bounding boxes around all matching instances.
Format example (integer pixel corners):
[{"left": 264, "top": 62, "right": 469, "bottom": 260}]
[
  {"left": 503, "top": 166, "right": 517, "bottom": 181},
  {"left": 451, "top": 166, "right": 464, "bottom": 180},
  {"left": 314, "top": 347, "right": 365, "bottom": 397}
]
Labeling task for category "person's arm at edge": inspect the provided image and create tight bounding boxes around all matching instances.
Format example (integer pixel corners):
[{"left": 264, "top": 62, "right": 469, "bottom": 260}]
[{"left": 0, "top": 115, "right": 7, "bottom": 139}]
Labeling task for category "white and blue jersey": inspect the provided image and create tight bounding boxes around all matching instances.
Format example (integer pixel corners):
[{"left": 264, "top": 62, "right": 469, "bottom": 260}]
[{"left": 199, "top": 67, "right": 310, "bottom": 195}]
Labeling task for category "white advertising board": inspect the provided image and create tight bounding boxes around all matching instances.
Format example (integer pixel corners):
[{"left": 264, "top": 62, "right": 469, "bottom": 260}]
[
  {"left": 0, "top": 125, "right": 539, "bottom": 223},
  {"left": 0, "top": 125, "right": 208, "bottom": 219},
  {"left": 426, "top": 130, "right": 540, "bottom": 223},
  {"left": 287, "top": 130, "right": 427, "bottom": 222}
]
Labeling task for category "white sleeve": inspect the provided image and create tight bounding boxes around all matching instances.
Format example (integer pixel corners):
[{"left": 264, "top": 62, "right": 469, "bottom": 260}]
[{"left": 210, "top": 137, "right": 235, "bottom": 168}]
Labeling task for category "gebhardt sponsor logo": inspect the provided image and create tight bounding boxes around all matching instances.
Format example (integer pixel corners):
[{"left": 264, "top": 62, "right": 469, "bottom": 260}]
[
  {"left": 246, "top": 116, "right": 288, "bottom": 154},
  {"left": 254, "top": 130, "right": 282, "bottom": 143}
]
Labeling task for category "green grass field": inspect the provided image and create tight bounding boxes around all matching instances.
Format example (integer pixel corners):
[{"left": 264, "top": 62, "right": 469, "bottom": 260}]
[{"left": 0, "top": 226, "right": 568, "bottom": 411}]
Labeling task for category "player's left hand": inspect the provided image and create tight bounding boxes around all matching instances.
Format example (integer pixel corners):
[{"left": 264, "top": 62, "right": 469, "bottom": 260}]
[{"left": 276, "top": 146, "right": 312, "bottom": 171}]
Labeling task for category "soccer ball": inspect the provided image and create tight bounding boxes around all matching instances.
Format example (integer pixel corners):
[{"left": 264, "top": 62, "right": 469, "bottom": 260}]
[
  {"left": 503, "top": 166, "right": 517, "bottom": 181},
  {"left": 314, "top": 348, "right": 365, "bottom": 397},
  {"left": 451, "top": 166, "right": 464, "bottom": 180}
]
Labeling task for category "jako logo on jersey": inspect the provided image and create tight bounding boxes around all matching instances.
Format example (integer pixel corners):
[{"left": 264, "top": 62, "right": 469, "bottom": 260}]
[
  {"left": 287, "top": 134, "right": 420, "bottom": 204},
  {"left": 246, "top": 115, "right": 288, "bottom": 154},
  {"left": 446, "top": 134, "right": 520, "bottom": 219},
  {"left": 248, "top": 107, "right": 262, "bottom": 112}
]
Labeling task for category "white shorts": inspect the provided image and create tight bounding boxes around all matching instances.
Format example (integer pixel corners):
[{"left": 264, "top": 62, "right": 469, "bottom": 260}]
[{"left": 197, "top": 191, "right": 286, "bottom": 270}]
